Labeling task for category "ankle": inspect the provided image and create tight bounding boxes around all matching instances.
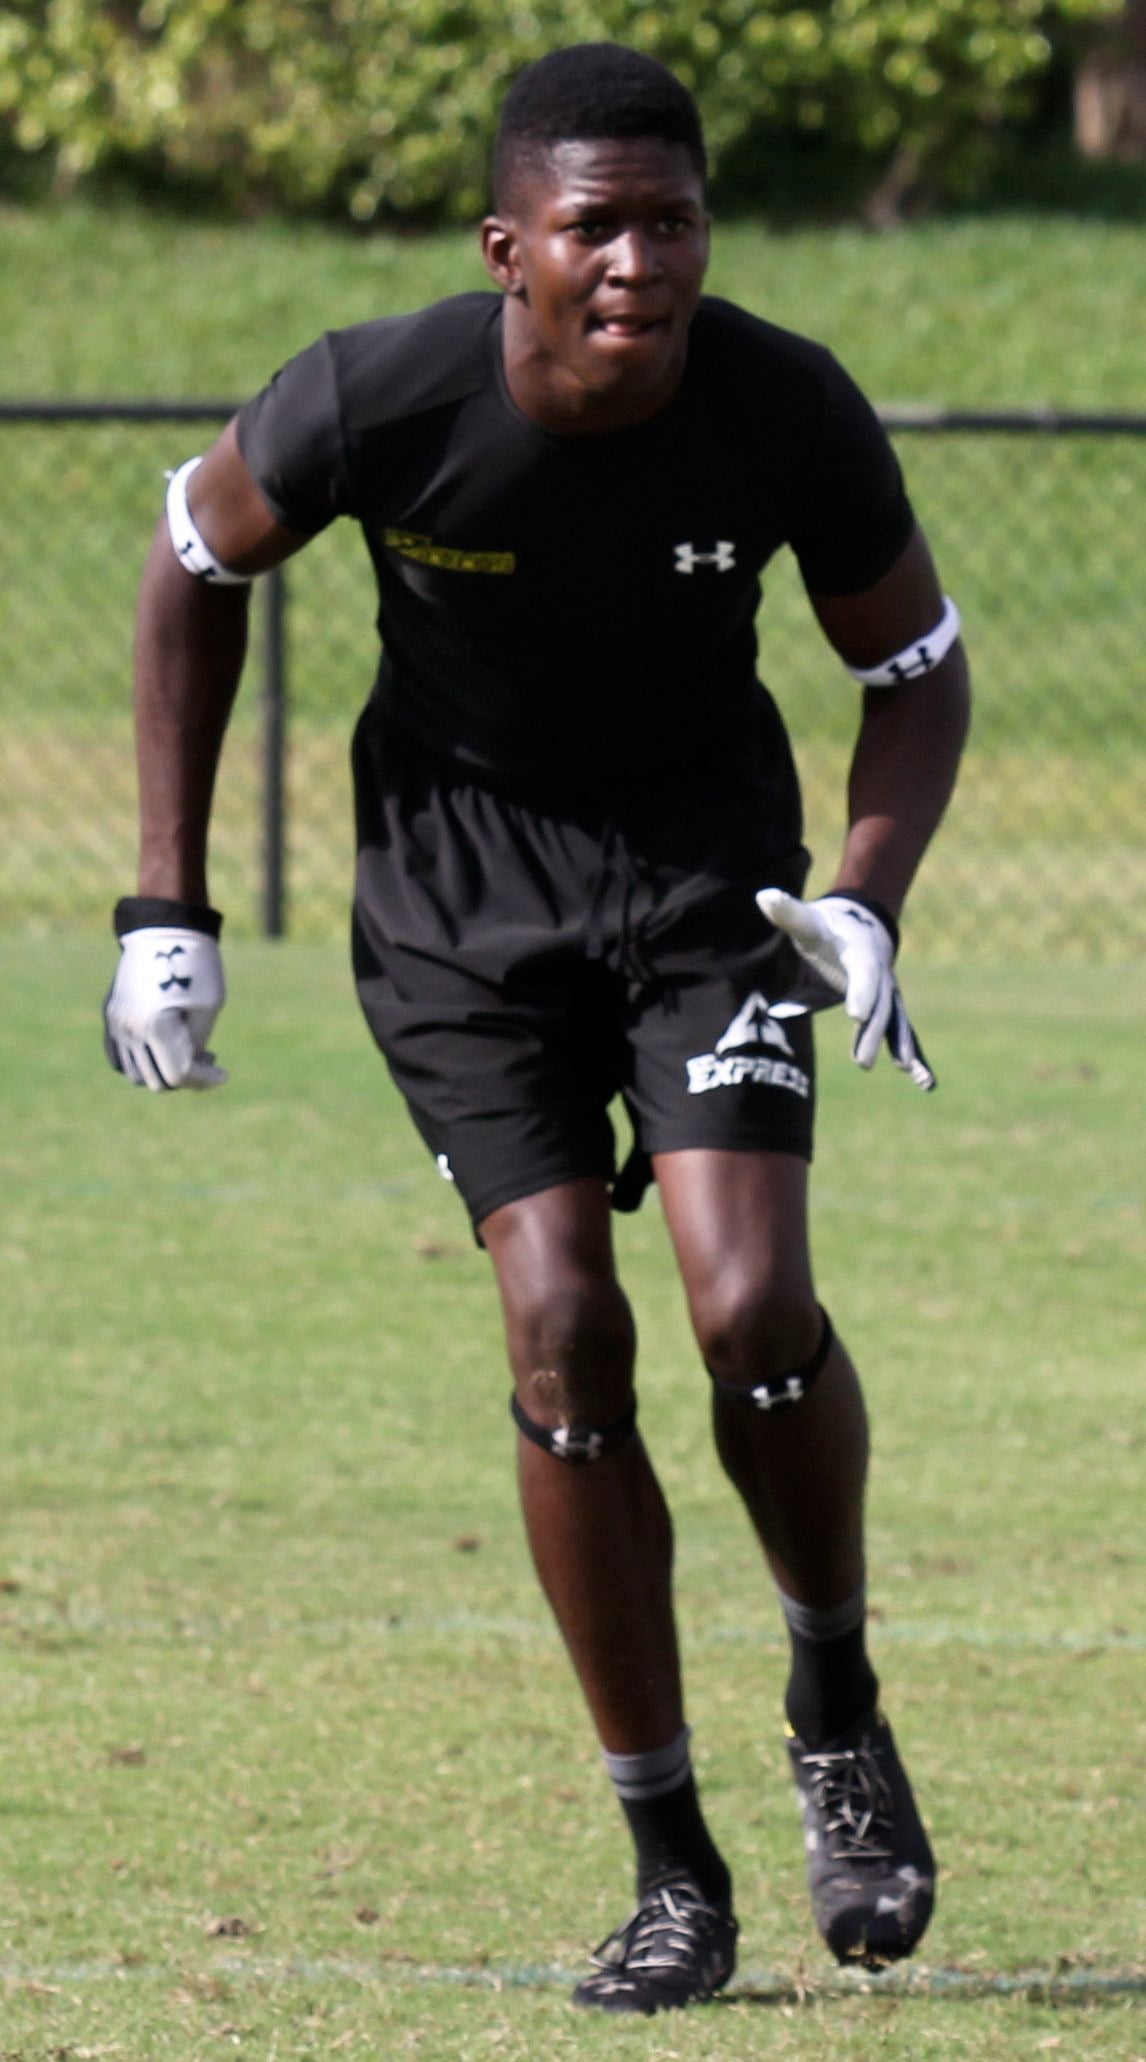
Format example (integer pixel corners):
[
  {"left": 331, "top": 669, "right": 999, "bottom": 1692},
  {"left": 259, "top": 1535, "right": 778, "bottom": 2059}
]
[
  {"left": 602, "top": 1731, "right": 733, "bottom": 1914},
  {"left": 778, "top": 1586, "right": 879, "bottom": 1747}
]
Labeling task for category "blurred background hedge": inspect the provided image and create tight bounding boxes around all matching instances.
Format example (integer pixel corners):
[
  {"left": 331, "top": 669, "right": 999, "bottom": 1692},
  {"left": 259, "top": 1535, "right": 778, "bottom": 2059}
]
[{"left": 0, "top": 0, "right": 1125, "bottom": 223}]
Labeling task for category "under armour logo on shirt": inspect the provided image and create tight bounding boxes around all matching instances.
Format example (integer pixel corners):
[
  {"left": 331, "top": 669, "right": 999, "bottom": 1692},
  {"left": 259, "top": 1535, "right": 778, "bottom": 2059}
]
[{"left": 674, "top": 540, "right": 736, "bottom": 574}]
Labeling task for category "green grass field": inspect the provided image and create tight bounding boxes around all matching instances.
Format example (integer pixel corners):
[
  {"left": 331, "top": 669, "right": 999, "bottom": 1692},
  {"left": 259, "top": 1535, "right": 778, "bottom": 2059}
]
[
  {"left": 2, "top": 941, "right": 1143, "bottom": 2058},
  {"left": 2, "top": 192, "right": 1144, "bottom": 2053}
]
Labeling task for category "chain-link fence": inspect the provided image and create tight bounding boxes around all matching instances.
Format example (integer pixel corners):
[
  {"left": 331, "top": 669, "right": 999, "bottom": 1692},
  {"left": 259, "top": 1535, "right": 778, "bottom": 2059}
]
[{"left": 2, "top": 404, "right": 1144, "bottom": 960}]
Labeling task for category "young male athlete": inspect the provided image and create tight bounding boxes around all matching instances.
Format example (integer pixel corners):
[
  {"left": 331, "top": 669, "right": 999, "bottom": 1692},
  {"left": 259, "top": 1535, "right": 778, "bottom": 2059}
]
[{"left": 104, "top": 44, "right": 970, "bottom": 2013}]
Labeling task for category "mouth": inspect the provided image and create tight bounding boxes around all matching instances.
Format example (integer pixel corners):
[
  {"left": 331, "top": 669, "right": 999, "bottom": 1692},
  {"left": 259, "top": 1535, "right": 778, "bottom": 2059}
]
[{"left": 589, "top": 312, "right": 670, "bottom": 341}]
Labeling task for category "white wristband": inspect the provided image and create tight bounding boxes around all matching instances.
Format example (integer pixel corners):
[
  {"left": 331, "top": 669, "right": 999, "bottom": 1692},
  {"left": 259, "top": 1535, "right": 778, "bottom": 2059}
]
[
  {"left": 165, "top": 456, "right": 252, "bottom": 586},
  {"left": 848, "top": 596, "right": 961, "bottom": 686}
]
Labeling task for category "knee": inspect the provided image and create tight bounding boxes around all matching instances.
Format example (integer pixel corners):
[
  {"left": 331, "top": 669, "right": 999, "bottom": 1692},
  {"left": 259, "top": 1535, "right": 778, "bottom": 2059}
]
[
  {"left": 692, "top": 1271, "right": 822, "bottom": 1390},
  {"left": 508, "top": 1273, "right": 637, "bottom": 1426}
]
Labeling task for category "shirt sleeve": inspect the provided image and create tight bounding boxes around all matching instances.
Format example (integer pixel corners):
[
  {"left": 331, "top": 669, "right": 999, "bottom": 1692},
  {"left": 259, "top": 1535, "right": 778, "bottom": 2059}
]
[
  {"left": 234, "top": 333, "right": 353, "bottom": 535},
  {"left": 787, "top": 352, "right": 915, "bottom": 595}
]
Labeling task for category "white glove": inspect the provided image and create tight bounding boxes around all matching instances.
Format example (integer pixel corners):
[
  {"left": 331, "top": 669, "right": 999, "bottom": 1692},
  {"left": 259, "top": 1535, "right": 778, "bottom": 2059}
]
[
  {"left": 104, "top": 900, "right": 227, "bottom": 1091},
  {"left": 756, "top": 887, "right": 935, "bottom": 1091}
]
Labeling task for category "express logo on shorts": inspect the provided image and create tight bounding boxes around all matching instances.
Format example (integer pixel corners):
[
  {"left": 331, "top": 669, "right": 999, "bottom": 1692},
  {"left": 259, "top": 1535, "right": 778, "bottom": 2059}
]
[{"left": 685, "top": 992, "right": 810, "bottom": 1098}]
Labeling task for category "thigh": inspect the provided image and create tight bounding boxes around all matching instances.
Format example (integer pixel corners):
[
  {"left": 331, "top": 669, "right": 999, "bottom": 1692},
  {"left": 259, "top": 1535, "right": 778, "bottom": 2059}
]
[
  {"left": 655, "top": 1147, "right": 815, "bottom": 1306},
  {"left": 656, "top": 1147, "right": 822, "bottom": 1374},
  {"left": 482, "top": 1174, "right": 623, "bottom": 1324},
  {"left": 481, "top": 1178, "right": 637, "bottom": 1415},
  {"left": 623, "top": 869, "right": 818, "bottom": 1164},
  {"left": 351, "top": 712, "right": 622, "bottom": 1227},
  {"left": 615, "top": 734, "right": 816, "bottom": 1165}
]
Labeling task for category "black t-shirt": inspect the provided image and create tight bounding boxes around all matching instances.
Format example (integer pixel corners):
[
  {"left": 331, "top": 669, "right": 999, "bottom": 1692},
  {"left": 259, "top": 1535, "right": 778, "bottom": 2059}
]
[{"left": 236, "top": 292, "right": 913, "bottom": 787}]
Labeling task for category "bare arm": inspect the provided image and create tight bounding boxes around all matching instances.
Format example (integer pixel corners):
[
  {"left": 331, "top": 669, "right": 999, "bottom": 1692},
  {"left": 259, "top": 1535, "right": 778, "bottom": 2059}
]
[
  {"left": 133, "top": 419, "right": 311, "bottom": 901},
  {"left": 806, "top": 524, "right": 971, "bottom": 922}
]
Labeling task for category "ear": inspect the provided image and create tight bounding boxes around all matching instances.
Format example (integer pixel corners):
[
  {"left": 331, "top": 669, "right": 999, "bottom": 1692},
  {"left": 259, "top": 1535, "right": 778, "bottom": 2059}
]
[{"left": 481, "top": 215, "right": 526, "bottom": 297}]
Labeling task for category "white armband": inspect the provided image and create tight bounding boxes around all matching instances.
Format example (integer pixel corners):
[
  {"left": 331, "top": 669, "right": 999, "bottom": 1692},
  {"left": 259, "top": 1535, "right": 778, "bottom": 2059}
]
[
  {"left": 848, "top": 596, "right": 961, "bottom": 686},
  {"left": 165, "top": 456, "right": 253, "bottom": 585}
]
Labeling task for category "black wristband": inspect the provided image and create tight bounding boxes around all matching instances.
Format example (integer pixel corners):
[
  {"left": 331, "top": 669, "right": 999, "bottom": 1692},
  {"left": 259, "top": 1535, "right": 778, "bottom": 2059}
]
[
  {"left": 826, "top": 890, "right": 899, "bottom": 957},
  {"left": 114, "top": 896, "right": 223, "bottom": 940}
]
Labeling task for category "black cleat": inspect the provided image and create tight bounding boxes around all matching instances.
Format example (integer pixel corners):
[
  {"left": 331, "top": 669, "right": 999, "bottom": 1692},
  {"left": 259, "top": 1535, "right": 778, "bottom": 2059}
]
[
  {"left": 787, "top": 1711, "right": 936, "bottom": 1968},
  {"left": 571, "top": 1876, "right": 738, "bottom": 2014}
]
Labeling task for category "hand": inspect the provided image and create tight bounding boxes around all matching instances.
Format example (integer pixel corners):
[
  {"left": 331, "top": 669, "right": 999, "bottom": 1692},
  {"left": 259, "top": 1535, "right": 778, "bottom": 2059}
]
[
  {"left": 104, "top": 897, "right": 227, "bottom": 1091},
  {"left": 756, "top": 887, "right": 935, "bottom": 1091}
]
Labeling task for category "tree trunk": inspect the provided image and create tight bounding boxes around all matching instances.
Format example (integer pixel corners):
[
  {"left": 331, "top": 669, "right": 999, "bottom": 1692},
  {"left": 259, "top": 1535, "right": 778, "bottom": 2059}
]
[{"left": 1074, "top": 0, "right": 1146, "bottom": 159}]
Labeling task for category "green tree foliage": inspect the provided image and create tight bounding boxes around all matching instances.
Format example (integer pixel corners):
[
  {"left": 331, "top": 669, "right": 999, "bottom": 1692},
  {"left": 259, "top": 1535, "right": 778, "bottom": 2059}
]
[{"left": 0, "top": 0, "right": 1122, "bottom": 219}]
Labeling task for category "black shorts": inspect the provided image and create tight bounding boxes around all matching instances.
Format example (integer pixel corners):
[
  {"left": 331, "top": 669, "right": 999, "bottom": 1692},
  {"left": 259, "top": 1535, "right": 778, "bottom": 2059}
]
[{"left": 351, "top": 703, "right": 815, "bottom": 1229}]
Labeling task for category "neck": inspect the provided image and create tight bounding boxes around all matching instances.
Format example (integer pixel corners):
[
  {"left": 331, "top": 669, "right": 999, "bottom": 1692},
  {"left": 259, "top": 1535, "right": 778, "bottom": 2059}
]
[{"left": 500, "top": 299, "right": 686, "bottom": 436}]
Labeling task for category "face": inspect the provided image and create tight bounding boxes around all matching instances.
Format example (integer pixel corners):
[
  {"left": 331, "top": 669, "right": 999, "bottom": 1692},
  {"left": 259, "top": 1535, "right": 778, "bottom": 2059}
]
[{"left": 482, "top": 137, "right": 711, "bottom": 430}]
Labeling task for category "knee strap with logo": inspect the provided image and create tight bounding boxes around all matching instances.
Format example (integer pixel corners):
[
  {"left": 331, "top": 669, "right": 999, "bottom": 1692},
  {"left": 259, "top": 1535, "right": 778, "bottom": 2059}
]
[
  {"left": 510, "top": 1393, "right": 638, "bottom": 1464},
  {"left": 708, "top": 1306, "right": 834, "bottom": 1412}
]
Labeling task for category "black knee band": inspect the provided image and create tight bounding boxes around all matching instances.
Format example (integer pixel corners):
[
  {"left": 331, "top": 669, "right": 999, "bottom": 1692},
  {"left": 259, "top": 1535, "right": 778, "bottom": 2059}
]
[
  {"left": 510, "top": 1393, "right": 638, "bottom": 1465},
  {"left": 708, "top": 1306, "right": 834, "bottom": 1413}
]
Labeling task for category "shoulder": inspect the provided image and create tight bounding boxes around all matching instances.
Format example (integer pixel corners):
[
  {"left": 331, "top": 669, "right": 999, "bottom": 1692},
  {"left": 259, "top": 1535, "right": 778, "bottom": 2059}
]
[
  {"left": 688, "top": 298, "right": 890, "bottom": 476},
  {"left": 323, "top": 292, "right": 501, "bottom": 428},
  {"left": 690, "top": 296, "right": 837, "bottom": 391},
  {"left": 688, "top": 297, "right": 881, "bottom": 438},
  {"left": 235, "top": 295, "right": 501, "bottom": 528}
]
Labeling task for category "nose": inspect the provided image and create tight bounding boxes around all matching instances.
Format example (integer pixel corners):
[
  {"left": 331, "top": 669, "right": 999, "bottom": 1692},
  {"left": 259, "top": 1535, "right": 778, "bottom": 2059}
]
[{"left": 605, "top": 230, "right": 662, "bottom": 285}]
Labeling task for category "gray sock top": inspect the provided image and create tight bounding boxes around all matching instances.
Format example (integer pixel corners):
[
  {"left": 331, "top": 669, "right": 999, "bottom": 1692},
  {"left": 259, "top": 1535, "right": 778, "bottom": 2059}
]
[
  {"left": 602, "top": 1725, "right": 692, "bottom": 1802},
  {"left": 777, "top": 1585, "right": 866, "bottom": 1644}
]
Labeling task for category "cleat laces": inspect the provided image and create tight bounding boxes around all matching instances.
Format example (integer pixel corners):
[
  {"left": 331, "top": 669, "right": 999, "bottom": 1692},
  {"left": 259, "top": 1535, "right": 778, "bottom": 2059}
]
[
  {"left": 800, "top": 1743, "right": 896, "bottom": 1864},
  {"left": 573, "top": 1878, "right": 738, "bottom": 2011},
  {"left": 591, "top": 1882, "right": 722, "bottom": 1977},
  {"left": 787, "top": 1713, "right": 936, "bottom": 1966}
]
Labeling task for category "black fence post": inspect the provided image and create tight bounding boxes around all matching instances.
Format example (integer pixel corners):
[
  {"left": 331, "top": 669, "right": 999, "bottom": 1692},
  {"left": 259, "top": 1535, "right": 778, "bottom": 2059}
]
[{"left": 261, "top": 566, "right": 288, "bottom": 939}]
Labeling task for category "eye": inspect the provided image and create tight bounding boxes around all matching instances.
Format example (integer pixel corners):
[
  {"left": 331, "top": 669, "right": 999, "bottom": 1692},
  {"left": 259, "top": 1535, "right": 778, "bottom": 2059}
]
[{"left": 567, "top": 217, "right": 611, "bottom": 242}]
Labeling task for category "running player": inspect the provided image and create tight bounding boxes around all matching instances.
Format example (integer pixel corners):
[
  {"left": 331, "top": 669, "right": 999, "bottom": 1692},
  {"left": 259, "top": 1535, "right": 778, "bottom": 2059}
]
[{"left": 105, "top": 43, "right": 970, "bottom": 2013}]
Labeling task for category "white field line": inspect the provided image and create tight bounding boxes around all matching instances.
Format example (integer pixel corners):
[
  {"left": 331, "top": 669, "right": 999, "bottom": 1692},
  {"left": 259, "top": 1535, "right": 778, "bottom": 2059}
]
[
  {"left": 10, "top": 1607, "right": 1143, "bottom": 1651},
  {"left": 0, "top": 1954, "right": 1143, "bottom": 2002}
]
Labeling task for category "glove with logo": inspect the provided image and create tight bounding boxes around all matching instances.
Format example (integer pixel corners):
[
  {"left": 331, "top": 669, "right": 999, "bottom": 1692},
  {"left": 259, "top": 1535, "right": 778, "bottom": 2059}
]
[
  {"left": 104, "top": 896, "right": 228, "bottom": 1091},
  {"left": 755, "top": 887, "right": 935, "bottom": 1091}
]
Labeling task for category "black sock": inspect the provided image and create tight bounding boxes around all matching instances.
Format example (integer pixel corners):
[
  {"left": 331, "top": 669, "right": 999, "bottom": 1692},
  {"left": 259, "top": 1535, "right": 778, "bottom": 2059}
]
[
  {"left": 602, "top": 1731, "right": 733, "bottom": 1912},
  {"left": 780, "top": 1588, "right": 879, "bottom": 1747}
]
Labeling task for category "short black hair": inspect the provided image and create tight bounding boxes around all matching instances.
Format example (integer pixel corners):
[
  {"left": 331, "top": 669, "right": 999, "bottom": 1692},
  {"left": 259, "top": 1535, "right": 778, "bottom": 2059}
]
[{"left": 492, "top": 43, "right": 707, "bottom": 213}]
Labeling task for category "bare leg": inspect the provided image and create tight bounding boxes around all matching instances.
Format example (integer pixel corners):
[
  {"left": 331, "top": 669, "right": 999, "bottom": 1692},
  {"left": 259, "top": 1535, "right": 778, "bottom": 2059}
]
[
  {"left": 481, "top": 1178, "right": 683, "bottom": 1753},
  {"left": 483, "top": 1178, "right": 735, "bottom": 1938},
  {"left": 653, "top": 1150, "right": 934, "bottom": 1970},
  {"left": 655, "top": 1148, "right": 870, "bottom": 1608}
]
